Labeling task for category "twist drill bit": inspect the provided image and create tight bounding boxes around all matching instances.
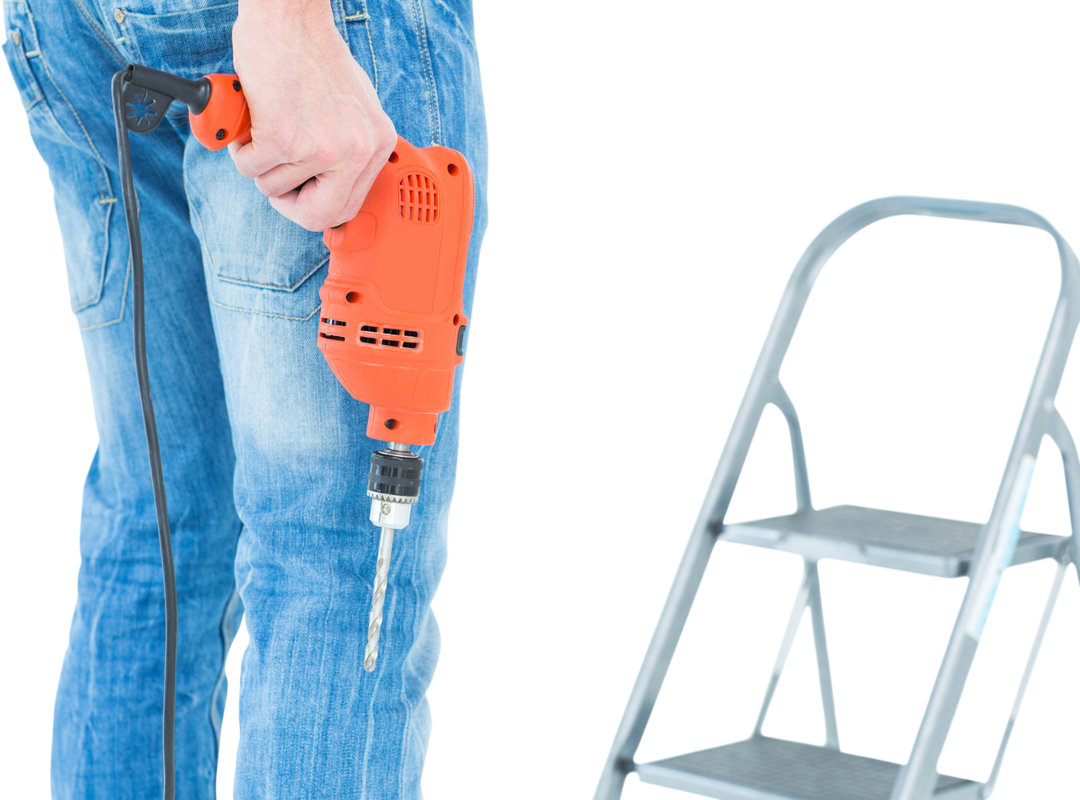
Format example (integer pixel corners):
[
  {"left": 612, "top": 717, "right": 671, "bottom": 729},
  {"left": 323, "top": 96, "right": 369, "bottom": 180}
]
[
  {"left": 363, "top": 445, "right": 423, "bottom": 672},
  {"left": 364, "top": 526, "right": 395, "bottom": 672}
]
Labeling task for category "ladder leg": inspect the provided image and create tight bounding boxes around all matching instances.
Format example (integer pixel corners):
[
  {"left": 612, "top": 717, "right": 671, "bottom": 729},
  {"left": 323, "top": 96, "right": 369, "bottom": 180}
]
[
  {"left": 753, "top": 563, "right": 812, "bottom": 736},
  {"left": 594, "top": 524, "right": 719, "bottom": 800},
  {"left": 981, "top": 556, "right": 1068, "bottom": 798},
  {"left": 890, "top": 600, "right": 985, "bottom": 799},
  {"left": 807, "top": 561, "right": 840, "bottom": 749}
]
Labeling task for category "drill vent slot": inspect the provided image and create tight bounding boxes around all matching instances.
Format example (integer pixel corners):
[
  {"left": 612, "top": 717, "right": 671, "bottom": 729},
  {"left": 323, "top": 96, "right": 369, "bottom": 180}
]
[
  {"left": 317, "top": 317, "right": 347, "bottom": 341},
  {"left": 357, "top": 323, "right": 424, "bottom": 352},
  {"left": 399, "top": 173, "right": 439, "bottom": 224}
]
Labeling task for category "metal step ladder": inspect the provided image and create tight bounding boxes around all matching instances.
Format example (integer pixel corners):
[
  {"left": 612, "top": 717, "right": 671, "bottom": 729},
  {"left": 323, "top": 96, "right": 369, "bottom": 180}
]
[{"left": 595, "top": 197, "right": 1080, "bottom": 800}]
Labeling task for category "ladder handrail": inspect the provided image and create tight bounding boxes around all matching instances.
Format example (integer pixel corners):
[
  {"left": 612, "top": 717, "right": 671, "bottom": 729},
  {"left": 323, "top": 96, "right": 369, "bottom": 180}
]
[
  {"left": 593, "top": 197, "right": 1080, "bottom": 800},
  {"left": 709, "top": 196, "right": 1080, "bottom": 531}
]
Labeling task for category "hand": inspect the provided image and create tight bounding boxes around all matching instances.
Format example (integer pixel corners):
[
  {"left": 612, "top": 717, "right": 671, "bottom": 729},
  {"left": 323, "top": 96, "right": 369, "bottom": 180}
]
[{"left": 229, "top": 1, "right": 397, "bottom": 231}]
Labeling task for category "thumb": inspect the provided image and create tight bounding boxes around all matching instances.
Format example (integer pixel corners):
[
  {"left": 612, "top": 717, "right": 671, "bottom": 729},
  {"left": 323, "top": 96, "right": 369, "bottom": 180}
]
[{"left": 228, "top": 137, "right": 283, "bottom": 180}]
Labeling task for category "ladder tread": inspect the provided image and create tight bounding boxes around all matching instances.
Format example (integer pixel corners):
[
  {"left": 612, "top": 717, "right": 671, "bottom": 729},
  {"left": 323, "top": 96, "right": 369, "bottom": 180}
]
[
  {"left": 721, "top": 505, "right": 1064, "bottom": 577},
  {"left": 636, "top": 737, "right": 980, "bottom": 800}
]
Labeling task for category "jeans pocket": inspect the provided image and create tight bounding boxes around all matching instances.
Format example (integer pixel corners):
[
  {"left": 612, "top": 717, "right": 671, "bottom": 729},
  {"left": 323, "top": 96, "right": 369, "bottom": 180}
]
[{"left": 5, "top": 0, "right": 125, "bottom": 329}]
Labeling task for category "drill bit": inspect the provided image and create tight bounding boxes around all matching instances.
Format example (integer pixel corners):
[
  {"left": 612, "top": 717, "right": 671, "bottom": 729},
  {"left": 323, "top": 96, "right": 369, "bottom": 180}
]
[{"left": 364, "top": 525, "right": 395, "bottom": 671}]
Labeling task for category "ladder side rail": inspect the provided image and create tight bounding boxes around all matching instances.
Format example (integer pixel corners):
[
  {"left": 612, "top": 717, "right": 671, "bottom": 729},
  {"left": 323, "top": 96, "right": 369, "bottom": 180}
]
[
  {"left": 890, "top": 215, "right": 1080, "bottom": 800},
  {"left": 980, "top": 556, "right": 1069, "bottom": 799},
  {"left": 594, "top": 229, "right": 826, "bottom": 798},
  {"left": 979, "top": 418, "right": 1079, "bottom": 798},
  {"left": 891, "top": 420, "right": 1066, "bottom": 800},
  {"left": 592, "top": 396, "right": 775, "bottom": 800}
]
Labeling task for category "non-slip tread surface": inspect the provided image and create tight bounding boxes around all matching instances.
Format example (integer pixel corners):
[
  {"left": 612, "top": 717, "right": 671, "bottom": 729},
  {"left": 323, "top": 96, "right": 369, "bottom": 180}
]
[
  {"left": 644, "top": 737, "right": 972, "bottom": 800},
  {"left": 730, "top": 503, "right": 1058, "bottom": 552}
]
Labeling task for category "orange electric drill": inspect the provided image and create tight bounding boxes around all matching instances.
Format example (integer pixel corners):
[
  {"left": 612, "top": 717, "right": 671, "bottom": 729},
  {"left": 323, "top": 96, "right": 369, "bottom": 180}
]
[{"left": 119, "top": 65, "right": 475, "bottom": 672}]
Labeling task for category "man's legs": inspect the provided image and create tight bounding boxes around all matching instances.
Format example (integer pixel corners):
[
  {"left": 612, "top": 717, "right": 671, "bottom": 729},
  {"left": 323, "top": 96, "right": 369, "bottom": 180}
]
[
  {"left": 4, "top": 1, "right": 243, "bottom": 797},
  {"left": 6, "top": 0, "right": 488, "bottom": 794},
  {"left": 7, "top": 0, "right": 486, "bottom": 795}
]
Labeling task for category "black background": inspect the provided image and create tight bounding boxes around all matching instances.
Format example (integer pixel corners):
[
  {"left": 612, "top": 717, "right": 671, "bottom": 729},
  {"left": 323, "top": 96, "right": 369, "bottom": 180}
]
[{"left": 6, "top": 7, "right": 1071, "bottom": 798}]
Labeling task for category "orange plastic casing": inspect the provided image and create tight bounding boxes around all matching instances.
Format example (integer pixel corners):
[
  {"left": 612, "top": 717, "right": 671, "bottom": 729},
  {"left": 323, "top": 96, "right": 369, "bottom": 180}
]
[
  {"left": 189, "top": 74, "right": 251, "bottom": 150},
  {"left": 318, "top": 136, "right": 475, "bottom": 446}
]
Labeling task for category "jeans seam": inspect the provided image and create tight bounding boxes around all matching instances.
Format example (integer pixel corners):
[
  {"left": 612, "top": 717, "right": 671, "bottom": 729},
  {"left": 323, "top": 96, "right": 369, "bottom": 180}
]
[
  {"left": 334, "top": 0, "right": 377, "bottom": 93},
  {"left": 72, "top": 232, "right": 130, "bottom": 332},
  {"left": 210, "top": 252, "right": 328, "bottom": 289},
  {"left": 359, "top": 0, "right": 378, "bottom": 92},
  {"left": 410, "top": 0, "right": 441, "bottom": 146},
  {"left": 210, "top": 298, "right": 322, "bottom": 322}
]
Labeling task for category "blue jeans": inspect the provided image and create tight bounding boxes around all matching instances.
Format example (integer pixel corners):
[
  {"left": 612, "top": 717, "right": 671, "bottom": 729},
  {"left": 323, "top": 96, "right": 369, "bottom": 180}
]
[{"left": 2, "top": 1, "right": 486, "bottom": 797}]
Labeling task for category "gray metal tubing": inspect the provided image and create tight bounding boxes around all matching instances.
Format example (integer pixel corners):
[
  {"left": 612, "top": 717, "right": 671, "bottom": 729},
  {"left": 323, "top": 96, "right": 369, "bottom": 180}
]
[
  {"left": 750, "top": 560, "right": 838, "bottom": 748},
  {"left": 771, "top": 382, "right": 813, "bottom": 512},
  {"left": 980, "top": 557, "right": 1068, "bottom": 799},
  {"left": 753, "top": 563, "right": 814, "bottom": 736},
  {"left": 1046, "top": 409, "right": 1080, "bottom": 569},
  {"left": 594, "top": 382, "right": 781, "bottom": 799},
  {"left": 806, "top": 562, "right": 839, "bottom": 749},
  {"left": 594, "top": 198, "right": 1080, "bottom": 800}
]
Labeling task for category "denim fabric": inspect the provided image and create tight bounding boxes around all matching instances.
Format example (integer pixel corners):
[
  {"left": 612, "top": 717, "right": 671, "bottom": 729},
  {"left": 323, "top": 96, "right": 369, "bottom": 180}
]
[{"left": 2, "top": 0, "right": 486, "bottom": 797}]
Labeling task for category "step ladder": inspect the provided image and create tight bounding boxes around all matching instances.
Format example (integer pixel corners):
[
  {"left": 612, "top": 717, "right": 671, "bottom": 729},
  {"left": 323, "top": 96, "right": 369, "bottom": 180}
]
[{"left": 595, "top": 197, "right": 1080, "bottom": 800}]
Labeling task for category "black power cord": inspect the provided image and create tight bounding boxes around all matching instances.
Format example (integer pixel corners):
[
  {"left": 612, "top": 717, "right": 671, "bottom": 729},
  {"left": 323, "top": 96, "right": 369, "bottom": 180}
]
[{"left": 111, "top": 69, "right": 178, "bottom": 800}]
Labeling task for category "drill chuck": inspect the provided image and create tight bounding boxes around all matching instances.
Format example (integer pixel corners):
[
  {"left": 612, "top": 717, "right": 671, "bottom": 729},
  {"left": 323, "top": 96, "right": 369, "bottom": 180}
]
[{"left": 366, "top": 447, "right": 423, "bottom": 529}]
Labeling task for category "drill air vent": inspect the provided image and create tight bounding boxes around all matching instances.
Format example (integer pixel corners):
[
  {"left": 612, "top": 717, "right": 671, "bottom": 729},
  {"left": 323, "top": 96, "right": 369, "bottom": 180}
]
[
  {"left": 319, "top": 317, "right": 347, "bottom": 342},
  {"left": 398, "top": 173, "right": 439, "bottom": 224},
  {"left": 358, "top": 324, "right": 423, "bottom": 352}
]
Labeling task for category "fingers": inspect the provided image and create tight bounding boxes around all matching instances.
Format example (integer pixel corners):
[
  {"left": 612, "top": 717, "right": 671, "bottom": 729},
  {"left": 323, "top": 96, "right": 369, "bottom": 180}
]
[
  {"left": 229, "top": 137, "right": 330, "bottom": 198},
  {"left": 225, "top": 105, "right": 397, "bottom": 230},
  {"left": 270, "top": 162, "right": 382, "bottom": 231}
]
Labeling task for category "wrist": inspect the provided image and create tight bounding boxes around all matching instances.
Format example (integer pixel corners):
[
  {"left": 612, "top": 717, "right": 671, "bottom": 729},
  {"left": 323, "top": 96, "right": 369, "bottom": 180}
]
[{"left": 235, "top": 0, "right": 337, "bottom": 40}]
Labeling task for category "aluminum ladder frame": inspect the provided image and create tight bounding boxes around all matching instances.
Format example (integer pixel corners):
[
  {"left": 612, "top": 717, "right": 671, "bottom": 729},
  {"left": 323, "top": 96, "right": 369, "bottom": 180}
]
[{"left": 595, "top": 197, "right": 1080, "bottom": 800}]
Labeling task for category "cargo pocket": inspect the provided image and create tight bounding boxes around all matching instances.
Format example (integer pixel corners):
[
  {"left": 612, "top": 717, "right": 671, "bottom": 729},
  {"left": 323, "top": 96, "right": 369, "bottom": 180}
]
[{"left": 3, "top": 0, "right": 125, "bottom": 331}]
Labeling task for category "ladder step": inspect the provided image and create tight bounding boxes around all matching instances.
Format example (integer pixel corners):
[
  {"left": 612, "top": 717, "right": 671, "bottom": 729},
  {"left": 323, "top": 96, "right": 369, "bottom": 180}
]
[
  {"left": 721, "top": 505, "right": 1065, "bottom": 577},
  {"left": 636, "top": 737, "right": 981, "bottom": 800}
]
